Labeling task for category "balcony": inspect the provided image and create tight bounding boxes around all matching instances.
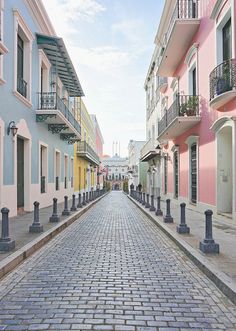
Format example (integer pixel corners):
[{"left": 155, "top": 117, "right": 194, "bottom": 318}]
[
  {"left": 140, "top": 139, "right": 161, "bottom": 162},
  {"left": 157, "top": 77, "right": 168, "bottom": 93},
  {"left": 36, "top": 92, "right": 81, "bottom": 143},
  {"left": 209, "top": 59, "right": 236, "bottom": 109},
  {"left": 77, "top": 141, "right": 100, "bottom": 166},
  {"left": 157, "top": 0, "right": 200, "bottom": 77},
  {"left": 158, "top": 95, "right": 201, "bottom": 141}
]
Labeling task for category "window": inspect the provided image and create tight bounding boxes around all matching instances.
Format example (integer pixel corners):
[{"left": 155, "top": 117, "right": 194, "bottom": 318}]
[
  {"left": 64, "top": 155, "right": 68, "bottom": 189},
  {"left": 164, "top": 155, "right": 168, "bottom": 195},
  {"left": 190, "top": 143, "right": 197, "bottom": 203},
  {"left": 222, "top": 18, "right": 232, "bottom": 61},
  {"left": 189, "top": 64, "right": 197, "bottom": 96},
  {"left": 39, "top": 50, "right": 50, "bottom": 94},
  {"left": 173, "top": 151, "right": 179, "bottom": 198},
  {"left": 40, "top": 145, "right": 48, "bottom": 194},
  {"left": 55, "top": 150, "right": 60, "bottom": 191},
  {"left": 13, "top": 10, "right": 34, "bottom": 104}
]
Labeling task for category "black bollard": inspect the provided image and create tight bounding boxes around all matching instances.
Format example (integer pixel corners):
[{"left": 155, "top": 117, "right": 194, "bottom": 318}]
[
  {"left": 145, "top": 194, "right": 150, "bottom": 208},
  {"left": 163, "top": 199, "right": 173, "bottom": 223},
  {"left": 62, "top": 196, "right": 70, "bottom": 216},
  {"left": 49, "top": 198, "right": 60, "bottom": 222},
  {"left": 70, "top": 194, "right": 77, "bottom": 211},
  {"left": 86, "top": 192, "right": 89, "bottom": 203},
  {"left": 82, "top": 192, "right": 86, "bottom": 205},
  {"left": 29, "top": 201, "right": 43, "bottom": 233},
  {"left": 77, "top": 193, "right": 83, "bottom": 208},
  {"left": 155, "top": 196, "right": 163, "bottom": 216},
  {"left": 142, "top": 193, "right": 146, "bottom": 206},
  {"left": 89, "top": 191, "right": 92, "bottom": 202},
  {"left": 150, "top": 195, "right": 156, "bottom": 212},
  {"left": 199, "top": 210, "right": 219, "bottom": 254},
  {"left": 177, "top": 203, "right": 190, "bottom": 234},
  {"left": 139, "top": 192, "right": 143, "bottom": 203},
  {"left": 0, "top": 208, "right": 15, "bottom": 251}
]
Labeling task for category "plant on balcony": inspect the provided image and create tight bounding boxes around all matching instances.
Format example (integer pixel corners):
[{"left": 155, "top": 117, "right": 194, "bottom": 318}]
[{"left": 179, "top": 96, "right": 199, "bottom": 116}]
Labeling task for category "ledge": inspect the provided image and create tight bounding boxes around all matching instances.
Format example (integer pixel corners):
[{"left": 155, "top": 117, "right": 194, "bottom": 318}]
[{"left": 13, "top": 90, "right": 32, "bottom": 108}]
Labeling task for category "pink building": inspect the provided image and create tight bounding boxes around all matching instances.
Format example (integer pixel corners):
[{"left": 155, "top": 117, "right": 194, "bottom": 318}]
[
  {"left": 90, "top": 115, "right": 105, "bottom": 189},
  {"left": 145, "top": 0, "right": 236, "bottom": 221}
]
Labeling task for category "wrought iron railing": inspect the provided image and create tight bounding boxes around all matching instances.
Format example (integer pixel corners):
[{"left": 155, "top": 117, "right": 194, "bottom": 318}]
[
  {"left": 162, "top": 0, "right": 199, "bottom": 51},
  {"left": 77, "top": 141, "right": 100, "bottom": 164},
  {"left": 209, "top": 59, "right": 236, "bottom": 101},
  {"left": 17, "top": 77, "right": 27, "bottom": 98},
  {"left": 38, "top": 92, "right": 81, "bottom": 134},
  {"left": 55, "top": 176, "right": 59, "bottom": 191},
  {"left": 158, "top": 95, "right": 200, "bottom": 136},
  {"left": 41, "top": 176, "right": 46, "bottom": 193}
]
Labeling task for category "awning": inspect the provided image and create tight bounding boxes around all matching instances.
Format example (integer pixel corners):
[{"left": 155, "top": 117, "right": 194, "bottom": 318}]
[{"left": 36, "top": 33, "right": 84, "bottom": 97}]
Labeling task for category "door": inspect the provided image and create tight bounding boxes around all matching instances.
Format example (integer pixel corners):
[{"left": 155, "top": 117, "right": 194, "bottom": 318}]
[
  {"left": 174, "top": 151, "right": 179, "bottom": 198},
  {"left": 190, "top": 143, "right": 197, "bottom": 203},
  {"left": 17, "top": 138, "right": 24, "bottom": 208}
]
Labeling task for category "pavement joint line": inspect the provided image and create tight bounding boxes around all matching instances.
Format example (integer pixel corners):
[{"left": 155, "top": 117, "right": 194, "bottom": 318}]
[
  {"left": 0, "top": 192, "right": 109, "bottom": 281},
  {"left": 127, "top": 193, "right": 236, "bottom": 305}
]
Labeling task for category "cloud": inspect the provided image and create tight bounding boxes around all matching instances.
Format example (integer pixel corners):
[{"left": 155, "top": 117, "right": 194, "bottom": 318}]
[{"left": 112, "top": 19, "right": 143, "bottom": 43}]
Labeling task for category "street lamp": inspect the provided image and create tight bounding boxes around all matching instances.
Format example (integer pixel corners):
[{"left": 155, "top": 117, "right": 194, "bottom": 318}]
[{"left": 7, "top": 121, "right": 18, "bottom": 137}]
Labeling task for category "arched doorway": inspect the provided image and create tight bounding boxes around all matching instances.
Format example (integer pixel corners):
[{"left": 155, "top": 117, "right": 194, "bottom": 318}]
[
  {"left": 217, "top": 125, "right": 233, "bottom": 215},
  {"left": 113, "top": 183, "right": 120, "bottom": 190}
]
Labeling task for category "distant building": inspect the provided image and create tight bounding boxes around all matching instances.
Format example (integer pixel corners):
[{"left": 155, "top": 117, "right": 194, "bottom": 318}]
[
  {"left": 102, "top": 154, "right": 128, "bottom": 190},
  {"left": 127, "top": 140, "right": 146, "bottom": 191}
]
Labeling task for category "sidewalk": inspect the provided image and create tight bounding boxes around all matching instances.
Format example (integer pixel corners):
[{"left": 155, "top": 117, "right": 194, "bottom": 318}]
[
  {"left": 128, "top": 194, "right": 236, "bottom": 304},
  {"left": 0, "top": 192, "right": 107, "bottom": 278}
]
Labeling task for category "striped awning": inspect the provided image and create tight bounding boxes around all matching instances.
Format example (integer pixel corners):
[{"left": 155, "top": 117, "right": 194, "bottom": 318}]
[{"left": 36, "top": 33, "right": 84, "bottom": 97}]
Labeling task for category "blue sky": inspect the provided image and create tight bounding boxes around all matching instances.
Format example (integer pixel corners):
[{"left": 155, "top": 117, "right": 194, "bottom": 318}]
[{"left": 42, "top": 0, "right": 164, "bottom": 156}]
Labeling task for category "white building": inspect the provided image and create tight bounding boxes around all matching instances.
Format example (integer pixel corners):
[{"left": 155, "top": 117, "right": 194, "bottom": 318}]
[
  {"left": 127, "top": 140, "right": 146, "bottom": 190},
  {"left": 102, "top": 154, "right": 128, "bottom": 190}
]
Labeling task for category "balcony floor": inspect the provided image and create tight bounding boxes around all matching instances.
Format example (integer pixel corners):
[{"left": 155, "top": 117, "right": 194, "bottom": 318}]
[
  {"left": 210, "top": 90, "right": 236, "bottom": 110},
  {"left": 158, "top": 19, "right": 200, "bottom": 77},
  {"left": 158, "top": 116, "right": 201, "bottom": 141}
]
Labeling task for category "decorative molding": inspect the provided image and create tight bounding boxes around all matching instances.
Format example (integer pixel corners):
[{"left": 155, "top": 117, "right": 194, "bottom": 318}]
[
  {"left": 210, "top": 0, "right": 225, "bottom": 20},
  {"left": 36, "top": 114, "right": 56, "bottom": 122},
  {"left": 13, "top": 9, "right": 35, "bottom": 41},
  {"left": 210, "top": 116, "right": 233, "bottom": 133},
  {"left": 185, "top": 43, "right": 199, "bottom": 67},
  {"left": 185, "top": 135, "right": 199, "bottom": 146},
  {"left": 170, "top": 78, "right": 178, "bottom": 91},
  {"left": 171, "top": 144, "right": 179, "bottom": 153},
  {"left": 48, "top": 124, "right": 68, "bottom": 134},
  {"left": 13, "top": 90, "right": 33, "bottom": 108}
]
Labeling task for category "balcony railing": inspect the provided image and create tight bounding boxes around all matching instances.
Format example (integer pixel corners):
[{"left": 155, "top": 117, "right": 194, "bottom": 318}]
[
  {"left": 38, "top": 92, "right": 81, "bottom": 134},
  {"left": 158, "top": 95, "right": 200, "bottom": 137},
  {"left": 41, "top": 176, "right": 46, "bottom": 194},
  {"left": 17, "top": 77, "right": 27, "bottom": 98},
  {"left": 210, "top": 59, "right": 236, "bottom": 104},
  {"left": 77, "top": 141, "right": 100, "bottom": 165},
  {"left": 163, "top": 0, "right": 199, "bottom": 48}
]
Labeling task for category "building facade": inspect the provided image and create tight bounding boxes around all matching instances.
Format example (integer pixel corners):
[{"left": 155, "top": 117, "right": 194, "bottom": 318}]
[
  {"left": 102, "top": 154, "right": 128, "bottom": 190},
  {"left": 0, "top": 0, "right": 84, "bottom": 216},
  {"left": 74, "top": 100, "right": 100, "bottom": 194},
  {"left": 90, "top": 114, "right": 105, "bottom": 190},
  {"left": 127, "top": 140, "right": 146, "bottom": 190},
  {"left": 146, "top": 0, "right": 236, "bottom": 221}
]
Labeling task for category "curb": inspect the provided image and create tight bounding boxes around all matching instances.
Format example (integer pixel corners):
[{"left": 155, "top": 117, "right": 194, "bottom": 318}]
[
  {"left": 0, "top": 192, "right": 109, "bottom": 280},
  {"left": 127, "top": 194, "right": 236, "bottom": 305}
]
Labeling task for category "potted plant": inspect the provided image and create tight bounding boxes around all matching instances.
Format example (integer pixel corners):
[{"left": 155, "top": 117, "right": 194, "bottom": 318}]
[{"left": 179, "top": 96, "right": 199, "bottom": 116}]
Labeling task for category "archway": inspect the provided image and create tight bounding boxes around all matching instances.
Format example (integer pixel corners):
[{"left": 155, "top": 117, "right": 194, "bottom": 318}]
[{"left": 217, "top": 125, "right": 233, "bottom": 215}]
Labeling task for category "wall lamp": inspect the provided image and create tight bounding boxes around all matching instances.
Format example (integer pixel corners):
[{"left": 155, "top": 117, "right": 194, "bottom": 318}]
[{"left": 7, "top": 121, "right": 18, "bottom": 137}]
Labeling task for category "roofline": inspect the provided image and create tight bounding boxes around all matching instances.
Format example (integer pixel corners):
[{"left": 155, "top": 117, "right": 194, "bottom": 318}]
[{"left": 25, "top": 0, "right": 56, "bottom": 36}]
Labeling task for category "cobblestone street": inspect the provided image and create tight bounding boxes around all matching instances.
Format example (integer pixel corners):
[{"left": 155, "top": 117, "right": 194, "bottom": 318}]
[{"left": 0, "top": 192, "right": 236, "bottom": 331}]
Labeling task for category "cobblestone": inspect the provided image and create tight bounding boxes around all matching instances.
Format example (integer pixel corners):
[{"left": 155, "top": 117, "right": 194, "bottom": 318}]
[{"left": 0, "top": 192, "right": 236, "bottom": 330}]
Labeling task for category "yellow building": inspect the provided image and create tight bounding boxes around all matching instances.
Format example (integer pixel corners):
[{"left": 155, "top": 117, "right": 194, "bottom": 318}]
[{"left": 74, "top": 98, "right": 100, "bottom": 194}]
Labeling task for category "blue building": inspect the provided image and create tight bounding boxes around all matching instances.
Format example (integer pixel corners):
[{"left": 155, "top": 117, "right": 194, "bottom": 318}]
[{"left": 0, "top": 0, "right": 84, "bottom": 216}]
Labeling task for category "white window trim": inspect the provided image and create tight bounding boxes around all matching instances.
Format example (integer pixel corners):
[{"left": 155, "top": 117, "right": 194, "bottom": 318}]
[
  {"left": 0, "top": 0, "right": 8, "bottom": 85},
  {"left": 39, "top": 49, "right": 51, "bottom": 93},
  {"left": 39, "top": 141, "right": 48, "bottom": 194},
  {"left": 13, "top": 9, "right": 34, "bottom": 106},
  {"left": 185, "top": 135, "right": 199, "bottom": 204},
  {"left": 215, "top": 4, "right": 233, "bottom": 65}
]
